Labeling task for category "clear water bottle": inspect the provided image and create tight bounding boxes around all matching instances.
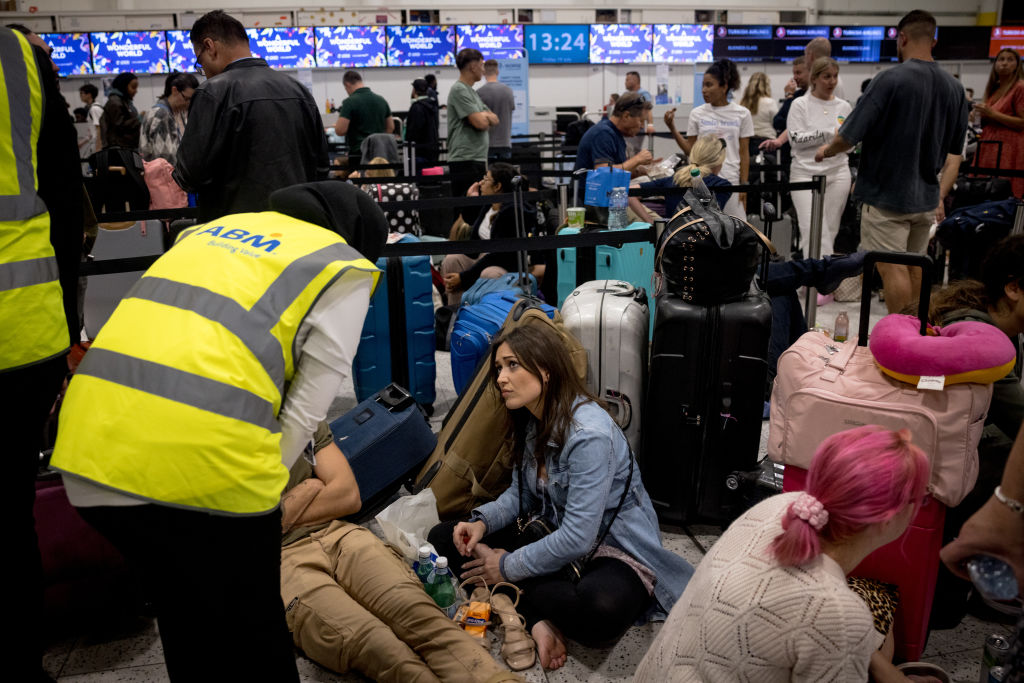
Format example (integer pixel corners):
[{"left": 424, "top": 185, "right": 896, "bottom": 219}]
[
  {"left": 966, "top": 555, "right": 1019, "bottom": 602},
  {"left": 834, "top": 311, "right": 849, "bottom": 342},
  {"left": 689, "top": 168, "right": 713, "bottom": 208},
  {"left": 607, "top": 186, "right": 629, "bottom": 230},
  {"left": 426, "top": 556, "right": 458, "bottom": 612},
  {"left": 413, "top": 546, "right": 433, "bottom": 584}
]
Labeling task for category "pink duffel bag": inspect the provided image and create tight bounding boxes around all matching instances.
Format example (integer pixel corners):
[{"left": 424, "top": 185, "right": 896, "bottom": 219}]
[{"left": 768, "top": 252, "right": 993, "bottom": 507}]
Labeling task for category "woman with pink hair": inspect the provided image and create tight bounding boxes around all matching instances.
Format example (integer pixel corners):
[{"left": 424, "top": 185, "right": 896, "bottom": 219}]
[{"left": 635, "top": 426, "right": 934, "bottom": 683}]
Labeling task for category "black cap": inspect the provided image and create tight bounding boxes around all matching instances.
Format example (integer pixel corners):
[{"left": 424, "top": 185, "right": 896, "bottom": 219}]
[{"left": 411, "top": 78, "right": 429, "bottom": 95}]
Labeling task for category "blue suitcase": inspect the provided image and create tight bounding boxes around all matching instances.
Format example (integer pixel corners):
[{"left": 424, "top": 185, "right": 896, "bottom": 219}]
[
  {"left": 450, "top": 291, "right": 556, "bottom": 395},
  {"left": 352, "top": 234, "right": 436, "bottom": 411},
  {"left": 329, "top": 383, "right": 437, "bottom": 511},
  {"left": 556, "top": 223, "right": 655, "bottom": 334}
]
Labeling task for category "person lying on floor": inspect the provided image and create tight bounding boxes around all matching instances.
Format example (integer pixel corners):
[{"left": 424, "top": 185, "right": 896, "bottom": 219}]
[
  {"left": 428, "top": 323, "right": 695, "bottom": 671},
  {"left": 279, "top": 422, "right": 522, "bottom": 683},
  {"left": 634, "top": 425, "right": 943, "bottom": 683}
]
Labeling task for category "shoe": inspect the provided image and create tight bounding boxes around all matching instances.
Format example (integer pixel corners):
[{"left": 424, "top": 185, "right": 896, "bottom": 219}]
[
  {"left": 489, "top": 582, "right": 536, "bottom": 671},
  {"left": 817, "top": 251, "right": 867, "bottom": 295}
]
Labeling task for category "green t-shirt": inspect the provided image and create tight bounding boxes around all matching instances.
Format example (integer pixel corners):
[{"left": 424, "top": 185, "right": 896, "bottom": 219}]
[
  {"left": 281, "top": 421, "right": 337, "bottom": 547},
  {"left": 446, "top": 80, "right": 490, "bottom": 163},
  {"left": 338, "top": 87, "right": 391, "bottom": 156}
]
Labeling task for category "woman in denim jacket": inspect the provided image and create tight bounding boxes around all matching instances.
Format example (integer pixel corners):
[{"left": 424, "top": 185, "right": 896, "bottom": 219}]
[{"left": 429, "top": 324, "right": 694, "bottom": 671}]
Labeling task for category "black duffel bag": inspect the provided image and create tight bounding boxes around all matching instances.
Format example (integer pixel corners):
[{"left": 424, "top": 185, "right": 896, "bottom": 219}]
[{"left": 654, "top": 190, "right": 772, "bottom": 304}]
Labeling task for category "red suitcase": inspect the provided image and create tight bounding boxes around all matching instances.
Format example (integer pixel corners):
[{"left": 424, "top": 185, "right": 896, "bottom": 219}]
[{"left": 783, "top": 466, "right": 945, "bottom": 662}]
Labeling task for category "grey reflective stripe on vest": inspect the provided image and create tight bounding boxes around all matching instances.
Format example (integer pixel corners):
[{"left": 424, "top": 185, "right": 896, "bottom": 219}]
[
  {"left": 75, "top": 347, "right": 280, "bottom": 433},
  {"left": 0, "top": 30, "right": 49, "bottom": 221},
  {"left": 0, "top": 255, "right": 58, "bottom": 292},
  {"left": 126, "top": 276, "right": 286, "bottom": 389}
]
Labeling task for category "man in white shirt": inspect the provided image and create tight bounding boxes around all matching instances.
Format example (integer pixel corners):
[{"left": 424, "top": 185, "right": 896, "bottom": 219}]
[{"left": 78, "top": 83, "right": 103, "bottom": 155}]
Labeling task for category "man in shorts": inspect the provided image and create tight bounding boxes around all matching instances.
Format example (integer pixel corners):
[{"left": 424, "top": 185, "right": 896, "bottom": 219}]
[{"left": 814, "top": 9, "right": 966, "bottom": 314}]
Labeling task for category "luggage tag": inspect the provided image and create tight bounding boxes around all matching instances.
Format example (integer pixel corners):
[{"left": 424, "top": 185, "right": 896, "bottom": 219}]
[{"left": 917, "top": 375, "right": 946, "bottom": 391}]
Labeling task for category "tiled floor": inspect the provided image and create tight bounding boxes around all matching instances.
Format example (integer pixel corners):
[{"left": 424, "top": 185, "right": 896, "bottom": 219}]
[{"left": 55, "top": 235, "right": 1016, "bottom": 681}]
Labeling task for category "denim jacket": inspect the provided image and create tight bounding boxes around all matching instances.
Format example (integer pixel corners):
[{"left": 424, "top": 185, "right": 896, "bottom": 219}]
[{"left": 473, "top": 400, "right": 694, "bottom": 615}]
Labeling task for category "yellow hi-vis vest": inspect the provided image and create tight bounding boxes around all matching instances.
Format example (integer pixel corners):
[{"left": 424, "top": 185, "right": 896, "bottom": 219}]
[
  {"left": 51, "top": 212, "right": 380, "bottom": 515},
  {"left": 0, "top": 28, "right": 69, "bottom": 372}
]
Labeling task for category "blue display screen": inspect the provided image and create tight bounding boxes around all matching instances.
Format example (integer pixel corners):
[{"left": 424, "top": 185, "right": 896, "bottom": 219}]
[
  {"left": 315, "top": 26, "right": 386, "bottom": 67},
  {"left": 712, "top": 25, "right": 773, "bottom": 62},
  {"left": 524, "top": 25, "right": 589, "bottom": 64},
  {"left": 772, "top": 25, "right": 830, "bottom": 61},
  {"left": 829, "top": 26, "right": 886, "bottom": 62},
  {"left": 166, "top": 30, "right": 195, "bottom": 73},
  {"left": 40, "top": 33, "right": 92, "bottom": 76},
  {"left": 653, "top": 24, "right": 714, "bottom": 63},
  {"left": 456, "top": 24, "right": 524, "bottom": 60},
  {"left": 386, "top": 25, "right": 455, "bottom": 67},
  {"left": 589, "top": 24, "right": 653, "bottom": 63},
  {"left": 246, "top": 27, "right": 315, "bottom": 69},
  {"left": 90, "top": 31, "right": 169, "bottom": 74}
]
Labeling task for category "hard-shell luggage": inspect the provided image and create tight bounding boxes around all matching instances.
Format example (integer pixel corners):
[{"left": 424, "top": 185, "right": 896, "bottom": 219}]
[
  {"left": 417, "top": 299, "right": 587, "bottom": 520},
  {"left": 330, "top": 383, "right": 437, "bottom": 511},
  {"left": 450, "top": 291, "right": 557, "bottom": 395},
  {"left": 560, "top": 280, "right": 649, "bottom": 454},
  {"left": 352, "top": 234, "right": 436, "bottom": 410},
  {"left": 641, "top": 285, "right": 773, "bottom": 524},
  {"left": 768, "top": 252, "right": 992, "bottom": 508},
  {"left": 555, "top": 224, "right": 654, "bottom": 307}
]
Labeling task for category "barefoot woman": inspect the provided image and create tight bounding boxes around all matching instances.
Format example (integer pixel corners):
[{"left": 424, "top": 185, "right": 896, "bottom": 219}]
[{"left": 429, "top": 324, "right": 694, "bottom": 670}]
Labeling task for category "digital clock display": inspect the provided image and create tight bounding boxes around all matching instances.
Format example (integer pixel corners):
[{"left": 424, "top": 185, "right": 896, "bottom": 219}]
[{"left": 524, "top": 25, "right": 589, "bottom": 64}]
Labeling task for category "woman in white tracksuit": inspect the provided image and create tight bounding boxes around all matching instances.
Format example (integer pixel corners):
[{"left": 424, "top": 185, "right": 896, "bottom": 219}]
[{"left": 787, "top": 57, "right": 853, "bottom": 259}]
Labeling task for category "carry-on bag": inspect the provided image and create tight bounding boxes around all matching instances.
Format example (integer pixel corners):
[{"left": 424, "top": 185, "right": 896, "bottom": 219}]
[
  {"left": 352, "top": 233, "right": 436, "bottom": 410},
  {"left": 329, "top": 383, "right": 437, "bottom": 511},
  {"left": 417, "top": 299, "right": 587, "bottom": 520},
  {"left": 555, "top": 223, "right": 655, "bottom": 315},
  {"left": 767, "top": 252, "right": 992, "bottom": 507},
  {"left": 560, "top": 280, "right": 649, "bottom": 454}
]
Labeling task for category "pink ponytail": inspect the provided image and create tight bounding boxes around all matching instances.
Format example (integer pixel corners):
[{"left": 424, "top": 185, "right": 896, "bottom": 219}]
[{"left": 771, "top": 426, "right": 930, "bottom": 567}]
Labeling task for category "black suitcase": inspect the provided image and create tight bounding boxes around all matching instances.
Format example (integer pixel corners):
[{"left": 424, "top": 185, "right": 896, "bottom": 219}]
[{"left": 641, "top": 287, "right": 772, "bottom": 524}]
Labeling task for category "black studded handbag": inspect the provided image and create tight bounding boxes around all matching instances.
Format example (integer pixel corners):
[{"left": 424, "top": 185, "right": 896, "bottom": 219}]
[{"left": 653, "top": 190, "right": 773, "bottom": 304}]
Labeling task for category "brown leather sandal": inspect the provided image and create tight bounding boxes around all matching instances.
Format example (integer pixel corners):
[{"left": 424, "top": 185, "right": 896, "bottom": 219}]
[{"left": 489, "top": 582, "right": 536, "bottom": 671}]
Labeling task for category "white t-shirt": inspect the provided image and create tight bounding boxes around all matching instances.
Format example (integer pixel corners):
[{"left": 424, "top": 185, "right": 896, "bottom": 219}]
[
  {"left": 686, "top": 102, "right": 755, "bottom": 184},
  {"left": 477, "top": 206, "right": 498, "bottom": 240},
  {"left": 64, "top": 273, "right": 372, "bottom": 508},
  {"left": 786, "top": 93, "right": 853, "bottom": 177},
  {"left": 749, "top": 96, "right": 780, "bottom": 138}
]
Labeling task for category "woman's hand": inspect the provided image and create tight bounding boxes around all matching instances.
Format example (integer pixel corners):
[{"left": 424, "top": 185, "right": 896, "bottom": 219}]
[
  {"left": 453, "top": 519, "right": 486, "bottom": 556},
  {"left": 973, "top": 102, "right": 992, "bottom": 118},
  {"left": 466, "top": 181, "right": 482, "bottom": 197},
  {"left": 663, "top": 109, "right": 677, "bottom": 130},
  {"left": 460, "top": 543, "right": 508, "bottom": 584},
  {"left": 443, "top": 272, "right": 462, "bottom": 293},
  {"left": 784, "top": 78, "right": 797, "bottom": 97},
  {"left": 759, "top": 138, "right": 781, "bottom": 152},
  {"left": 941, "top": 495, "right": 1024, "bottom": 589}
]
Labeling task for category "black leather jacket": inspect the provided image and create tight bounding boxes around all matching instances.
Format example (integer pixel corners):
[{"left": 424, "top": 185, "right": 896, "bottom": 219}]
[{"left": 173, "top": 58, "right": 329, "bottom": 221}]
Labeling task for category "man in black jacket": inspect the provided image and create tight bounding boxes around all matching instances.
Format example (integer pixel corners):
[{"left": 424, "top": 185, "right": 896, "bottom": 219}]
[
  {"left": 405, "top": 78, "right": 439, "bottom": 168},
  {"left": 173, "top": 11, "right": 329, "bottom": 221}
]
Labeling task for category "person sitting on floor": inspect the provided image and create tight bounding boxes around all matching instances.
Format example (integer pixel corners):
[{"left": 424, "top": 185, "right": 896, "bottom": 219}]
[
  {"left": 428, "top": 323, "right": 695, "bottom": 671},
  {"left": 279, "top": 420, "right": 522, "bottom": 683},
  {"left": 634, "top": 425, "right": 941, "bottom": 683},
  {"left": 440, "top": 162, "right": 536, "bottom": 305},
  {"left": 629, "top": 133, "right": 732, "bottom": 221}
]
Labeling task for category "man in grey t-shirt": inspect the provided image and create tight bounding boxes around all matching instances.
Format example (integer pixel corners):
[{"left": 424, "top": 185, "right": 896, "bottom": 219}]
[
  {"left": 815, "top": 9, "right": 966, "bottom": 314},
  {"left": 477, "top": 59, "right": 515, "bottom": 161}
]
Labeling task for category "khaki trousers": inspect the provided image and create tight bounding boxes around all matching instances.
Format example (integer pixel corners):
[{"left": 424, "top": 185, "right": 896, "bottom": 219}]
[{"left": 281, "top": 521, "right": 517, "bottom": 683}]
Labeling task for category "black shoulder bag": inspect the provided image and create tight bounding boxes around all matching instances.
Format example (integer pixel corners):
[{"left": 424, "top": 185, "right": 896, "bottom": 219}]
[{"left": 514, "top": 452, "right": 634, "bottom": 584}]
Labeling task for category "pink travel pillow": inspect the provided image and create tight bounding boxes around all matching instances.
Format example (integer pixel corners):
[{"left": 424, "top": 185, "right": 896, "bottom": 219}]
[{"left": 869, "top": 314, "right": 1017, "bottom": 386}]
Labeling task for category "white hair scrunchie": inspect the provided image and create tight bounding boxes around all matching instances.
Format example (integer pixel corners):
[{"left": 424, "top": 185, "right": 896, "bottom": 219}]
[{"left": 791, "top": 493, "right": 829, "bottom": 531}]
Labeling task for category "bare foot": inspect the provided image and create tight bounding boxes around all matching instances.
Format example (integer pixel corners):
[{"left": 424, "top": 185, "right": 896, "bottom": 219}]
[{"left": 531, "top": 619, "right": 567, "bottom": 670}]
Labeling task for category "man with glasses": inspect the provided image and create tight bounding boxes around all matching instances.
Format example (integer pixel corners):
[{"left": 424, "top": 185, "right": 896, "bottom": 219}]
[
  {"left": 574, "top": 91, "right": 654, "bottom": 173},
  {"left": 173, "top": 10, "right": 329, "bottom": 221}
]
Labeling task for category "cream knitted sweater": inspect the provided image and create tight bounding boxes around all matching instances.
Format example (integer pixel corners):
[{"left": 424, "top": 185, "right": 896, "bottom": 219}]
[{"left": 634, "top": 493, "right": 882, "bottom": 682}]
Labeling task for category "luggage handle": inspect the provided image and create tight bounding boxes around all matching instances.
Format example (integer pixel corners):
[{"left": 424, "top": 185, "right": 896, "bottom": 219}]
[
  {"left": 858, "top": 252, "right": 933, "bottom": 345},
  {"left": 376, "top": 383, "right": 415, "bottom": 413}
]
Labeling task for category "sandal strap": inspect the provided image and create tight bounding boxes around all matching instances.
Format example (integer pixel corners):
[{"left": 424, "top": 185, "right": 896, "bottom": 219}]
[
  {"left": 490, "top": 581, "right": 522, "bottom": 609},
  {"left": 501, "top": 635, "right": 536, "bottom": 657}
]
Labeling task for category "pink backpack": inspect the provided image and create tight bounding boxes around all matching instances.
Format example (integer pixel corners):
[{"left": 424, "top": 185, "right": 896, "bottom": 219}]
[
  {"left": 768, "top": 330, "right": 991, "bottom": 507},
  {"left": 143, "top": 157, "right": 187, "bottom": 210}
]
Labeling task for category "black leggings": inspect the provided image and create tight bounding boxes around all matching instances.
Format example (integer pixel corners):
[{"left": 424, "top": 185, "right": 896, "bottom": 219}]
[{"left": 428, "top": 519, "right": 651, "bottom": 647}]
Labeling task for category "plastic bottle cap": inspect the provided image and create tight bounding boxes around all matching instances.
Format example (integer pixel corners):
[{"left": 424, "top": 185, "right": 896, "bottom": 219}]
[
  {"left": 418, "top": 545, "right": 431, "bottom": 557},
  {"left": 434, "top": 556, "right": 448, "bottom": 569},
  {"left": 690, "top": 168, "right": 701, "bottom": 177}
]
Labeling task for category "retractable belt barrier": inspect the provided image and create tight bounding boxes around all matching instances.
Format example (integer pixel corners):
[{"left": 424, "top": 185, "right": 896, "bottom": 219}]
[{"left": 967, "top": 166, "right": 1024, "bottom": 178}]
